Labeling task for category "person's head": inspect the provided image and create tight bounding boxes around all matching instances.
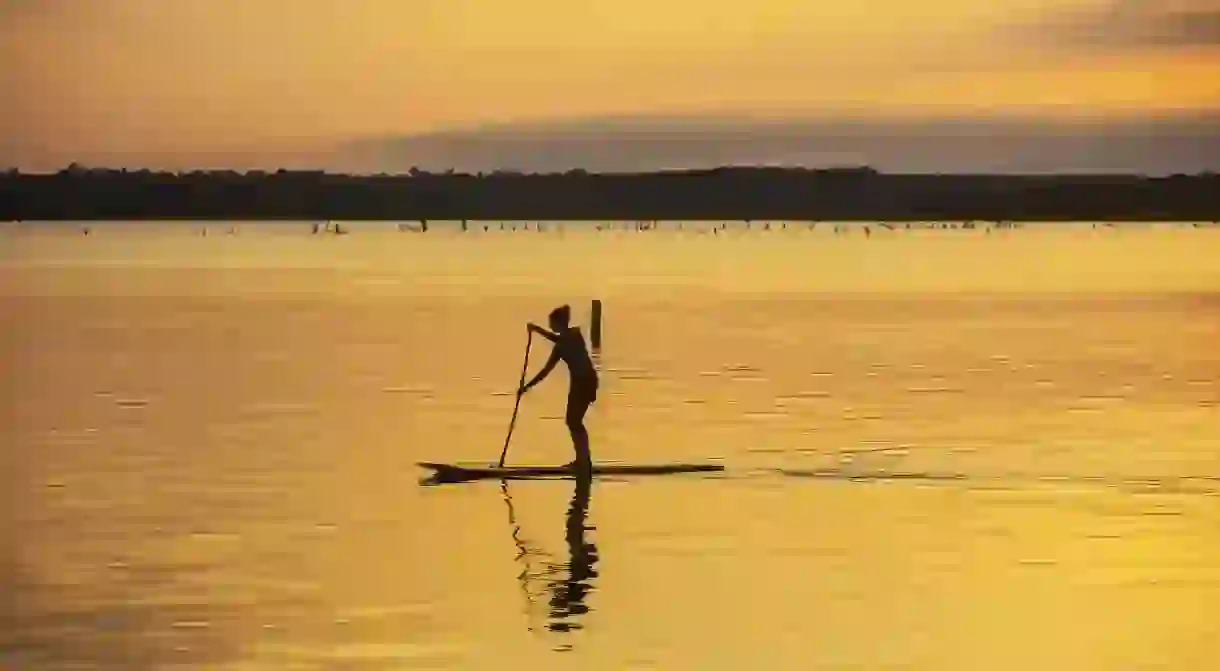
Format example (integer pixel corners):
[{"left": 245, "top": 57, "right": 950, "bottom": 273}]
[{"left": 548, "top": 304, "right": 571, "bottom": 331}]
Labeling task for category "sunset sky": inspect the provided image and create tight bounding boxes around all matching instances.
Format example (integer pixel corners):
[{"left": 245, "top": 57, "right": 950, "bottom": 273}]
[{"left": 3, "top": 0, "right": 1219, "bottom": 173}]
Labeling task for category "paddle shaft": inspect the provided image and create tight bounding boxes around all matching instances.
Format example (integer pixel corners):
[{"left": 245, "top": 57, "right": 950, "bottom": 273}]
[{"left": 498, "top": 329, "right": 533, "bottom": 467}]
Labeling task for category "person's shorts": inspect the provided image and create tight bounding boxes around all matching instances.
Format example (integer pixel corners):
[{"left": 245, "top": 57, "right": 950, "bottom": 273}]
[{"left": 568, "top": 381, "right": 598, "bottom": 406}]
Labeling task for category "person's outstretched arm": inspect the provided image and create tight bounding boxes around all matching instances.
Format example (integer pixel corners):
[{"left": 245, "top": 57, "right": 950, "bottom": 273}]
[
  {"left": 522, "top": 346, "right": 561, "bottom": 394},
  {"left": 527, "top": 323, "right": 560, "bottom": 343}
]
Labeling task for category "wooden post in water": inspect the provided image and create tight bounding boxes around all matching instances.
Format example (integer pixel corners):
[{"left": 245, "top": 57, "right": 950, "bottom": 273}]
[{"left": 590, "top": 300, "right": 602, "bottom": 352}]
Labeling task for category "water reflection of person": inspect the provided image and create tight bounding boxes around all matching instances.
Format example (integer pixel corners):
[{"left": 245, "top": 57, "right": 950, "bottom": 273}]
[
  {"left": 501, "top": 472, "right": 600, "bottom": 644},
  {"left": 546, "top": 471, "right": 599, "bottom": 633}
]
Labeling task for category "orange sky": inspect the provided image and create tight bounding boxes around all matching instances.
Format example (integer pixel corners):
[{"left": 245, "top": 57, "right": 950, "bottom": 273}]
[{"left": 3, "top": 0, "right": 1218, "bottom": 170}]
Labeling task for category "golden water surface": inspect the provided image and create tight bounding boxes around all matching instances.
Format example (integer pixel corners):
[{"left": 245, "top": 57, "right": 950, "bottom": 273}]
[{"left": 3, "top": 221, "right": 1219, "bottom": 670}]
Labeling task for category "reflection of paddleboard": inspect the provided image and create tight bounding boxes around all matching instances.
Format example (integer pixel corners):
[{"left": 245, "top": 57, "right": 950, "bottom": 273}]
[{"left": 418, "top": 461, "right": 724, "bottom": 484}]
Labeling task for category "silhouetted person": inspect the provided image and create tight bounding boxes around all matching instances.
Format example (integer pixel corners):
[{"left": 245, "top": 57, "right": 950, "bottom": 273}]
[
  {"left": 519, "top": 305, "right": 599, "bottom": 471},
  {"left": 547, "top": 471, "right": 598, "bottom": 633}
]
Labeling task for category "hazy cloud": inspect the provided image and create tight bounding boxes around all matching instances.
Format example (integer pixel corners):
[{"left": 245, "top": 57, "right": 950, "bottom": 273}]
[
  {"left": 0, "top": 0, "right": 97, "bottom": 24},
  {"left": 1011, "top": 0, "right": 1220, "bottom": 49},
  {"left": 333, "top": 110, "right": 1220, "bottom": 175},
  {"left": 0, "top": 0, "right": 47, "bottom": 17},
  {"left": 4, "top": 1, "right": 1218, "bottom": 171}
]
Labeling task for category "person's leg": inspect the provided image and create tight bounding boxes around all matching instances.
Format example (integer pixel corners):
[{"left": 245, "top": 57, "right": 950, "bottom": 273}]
[{"left": 565, "top": 391, "right": 593, "bottom": 471}]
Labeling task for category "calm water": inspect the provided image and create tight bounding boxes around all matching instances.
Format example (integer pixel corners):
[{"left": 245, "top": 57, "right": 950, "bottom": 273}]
[{"left": 3, "top": 221, "right": 1220, "bottom": 670}]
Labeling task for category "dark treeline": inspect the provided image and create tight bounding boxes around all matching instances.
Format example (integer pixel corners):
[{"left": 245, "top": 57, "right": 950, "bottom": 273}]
[{"left": 2, "top": 165, "right": 1218, "bottom": 221}]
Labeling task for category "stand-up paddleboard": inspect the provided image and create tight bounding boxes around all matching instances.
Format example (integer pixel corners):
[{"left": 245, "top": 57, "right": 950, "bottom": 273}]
[{"left": 419, "top": 461, "right": 725, "bottom": 484}]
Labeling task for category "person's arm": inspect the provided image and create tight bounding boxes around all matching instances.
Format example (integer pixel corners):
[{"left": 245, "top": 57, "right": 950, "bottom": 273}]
[
  {"left": 527, "top": 322, "right": 560, "bottom": 343},
  {"left": 521, "top": 345, "right": 561, "bottom": 394}
]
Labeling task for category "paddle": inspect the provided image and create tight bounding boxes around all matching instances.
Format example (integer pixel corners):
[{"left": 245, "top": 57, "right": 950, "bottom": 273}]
[{"left": 498, "top": 328, "right": 533, "bottom": 467}]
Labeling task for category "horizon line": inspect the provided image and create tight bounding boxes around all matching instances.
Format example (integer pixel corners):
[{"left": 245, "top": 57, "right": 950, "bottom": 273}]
[{"left": 5, "top": 165, "right": 1218, "bottom": 179}]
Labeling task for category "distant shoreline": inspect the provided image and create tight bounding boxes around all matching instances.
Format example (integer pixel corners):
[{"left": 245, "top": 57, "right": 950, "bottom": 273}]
[{"left": 3, "top": 166, "right": 1217, "bottom": 222}]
